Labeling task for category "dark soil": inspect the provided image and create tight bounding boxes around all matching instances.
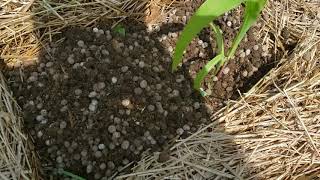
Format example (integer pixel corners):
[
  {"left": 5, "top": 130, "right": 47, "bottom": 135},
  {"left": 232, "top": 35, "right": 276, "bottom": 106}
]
[{"left": 4, "top": 1, "right": 276, "bottom": 179}]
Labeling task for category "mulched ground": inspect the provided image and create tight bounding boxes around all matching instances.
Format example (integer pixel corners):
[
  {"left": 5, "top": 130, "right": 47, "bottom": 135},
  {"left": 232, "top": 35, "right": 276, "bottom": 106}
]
[{"left": 4, "top": 1, "right": 275, "bottom": 179}]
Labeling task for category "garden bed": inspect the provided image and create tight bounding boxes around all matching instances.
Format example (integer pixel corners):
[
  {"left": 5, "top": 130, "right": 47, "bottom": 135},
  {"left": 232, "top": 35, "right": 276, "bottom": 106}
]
[{"left": 1, "top": 0, "right": 319, "bottom": 179}]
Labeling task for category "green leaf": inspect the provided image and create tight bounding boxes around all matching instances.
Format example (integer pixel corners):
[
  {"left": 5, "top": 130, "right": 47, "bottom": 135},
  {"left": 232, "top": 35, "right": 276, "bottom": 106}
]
[
  {"left": 209, "top": 23, "right": 224, "bottom": 55},
  {"left": 227, "top": 0, "right": 267, "bottom": 58},
  {"left": 114, "top": 24, "right": 126, "bottom": 36},
  {"left": 57, "top": 169, "right": 86, "bottom": 180},
  {"left": 172, "top": 0, "right": 243, "bottom": 72},
  {"left": 194, "top": 54, "right": 224, "bottom": 90}
]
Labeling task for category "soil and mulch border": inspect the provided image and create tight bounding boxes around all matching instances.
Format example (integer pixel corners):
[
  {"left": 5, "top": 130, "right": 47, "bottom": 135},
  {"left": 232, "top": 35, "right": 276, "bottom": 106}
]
[
  {"left": 120, "top": 0, "right": 320, "bottom": 179},
  {"left": 0, "top": 0, "right": 319, "bottom": 179}
]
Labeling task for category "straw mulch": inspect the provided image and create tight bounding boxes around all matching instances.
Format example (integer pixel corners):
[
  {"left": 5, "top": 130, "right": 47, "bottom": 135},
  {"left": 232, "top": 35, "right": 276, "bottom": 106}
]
[
  {"left": 0, "top": 72, "right": 41, "bottom": 179},
  {"left": 118, "top": 0, "right": 320, "bottom": 179}
]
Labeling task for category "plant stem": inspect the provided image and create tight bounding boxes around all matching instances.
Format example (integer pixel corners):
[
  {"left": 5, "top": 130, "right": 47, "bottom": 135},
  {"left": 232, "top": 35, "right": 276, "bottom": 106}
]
[
  {"left": 209, "top": 23, "right": 224, "bottom": 55},
  {"left": 209, "top": 22, "right": 226, "bottom": 72},
  {"left": 58, "top": 169, "right": 86, "bottom": 180}
]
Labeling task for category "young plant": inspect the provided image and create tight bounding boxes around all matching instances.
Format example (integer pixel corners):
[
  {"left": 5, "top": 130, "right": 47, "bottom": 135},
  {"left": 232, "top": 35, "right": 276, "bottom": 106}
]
[{"left": 172, "top": 0, "right": 267, "bottom": 92}]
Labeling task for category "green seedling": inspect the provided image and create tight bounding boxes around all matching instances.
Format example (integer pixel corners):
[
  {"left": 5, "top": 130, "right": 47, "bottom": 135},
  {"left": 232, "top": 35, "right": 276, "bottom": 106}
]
[
  {"left": 172, "top": 0, "right": 267, "bottom": 92},
  {"left": 114, "top": 24, "right": 126, "bottom": 36},
  {"left": 55, "top": 168, "right": 86, "bottom": 180}
]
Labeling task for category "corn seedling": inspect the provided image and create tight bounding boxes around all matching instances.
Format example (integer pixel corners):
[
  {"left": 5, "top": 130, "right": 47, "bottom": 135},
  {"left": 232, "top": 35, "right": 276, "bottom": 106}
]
[
  {"left": 114, "top": 24, "right": 126, "bottom": 36},
  {"left": 172, "top": 0, "right": 267, "bottom": 92}
]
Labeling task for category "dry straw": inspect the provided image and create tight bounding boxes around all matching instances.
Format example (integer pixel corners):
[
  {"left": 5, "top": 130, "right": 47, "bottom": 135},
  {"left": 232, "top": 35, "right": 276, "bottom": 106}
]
[
  {"left": 118, "top": 0, "right": 320, "bottom": 179},
  {"left": 1, "top": 0, "right": 319, "bottom": 179},
  {"left": 0, "top": 72, "right": 40, "bottom": 180}
]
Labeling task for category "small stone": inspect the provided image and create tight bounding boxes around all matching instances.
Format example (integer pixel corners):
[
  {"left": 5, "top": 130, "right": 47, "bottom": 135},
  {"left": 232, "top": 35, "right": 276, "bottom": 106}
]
[
  {"left": 107, "top": 161, "right": 115, "bottom": 169},
  {"left": 94, "top": 151, "right": 103, "bottom": 158},
  {"left": 108, "top": 125, "right": 116, "bottom": 133},
  {"left": 46, "top": 62, "right": 53, "bottom": 68},
  {"left": 75, "top": 89, "right": 82, "bottom": 96},
  {"left": 112, "top": 132, "right": 121, "bottom": 138},
  {"left": 93, "top": 27, "right": 99, "bottom": 33},
  {"left": 86, "top": 164, "right": 93, "bottom": 174},
  {"left": 147, "top": 105, "right": 155, "bottom": 112},
  {"left": 67, "top": 57, "right": 75, "bottom": 64},
  {"left": 99, "top": 163, "right": 106, "bottom": 170},
  {"left": 121, "top": 140, "right": 130, "bottom": 150},
  {"left": 88, "top": 91, "right": 97, "bottom": 98},
  {"left": 98, "top": 144, "right": 105, "bottom": 150},
  {"left": 227, "top": 21, "right": 232, "bottom": 27},
  {"left": 176, "top": 128, "right": 184, "bottom": 135},
  {"left": 61, "top": 99, "right": 68, "bottom": 106},
  {"left": 132, "top": 76, "right": 139, "bottom": 81},
  {"left": 37, "top": 131, "right": 43, "bottom": 138},
  {"left": 147, "top": 138, "right": 155, "bottom": 144},
  {"left": 111, "top": 77, "right": 117, "bottom": 84},
  {"left": 77, "top": 40, "right": 85, "bottom": 47},
  {"left": 64, "top": 141, "right": 70, "bottom": 148},
  {"left": 242, "top": 70, "right": 248, "bottom": 77},
  {"left": 121, "top": 66, "right": 129, "bottom": 72},
  {"left": 109, "top": 143, "right": 115, "bottom": 150},
  {"left": 40, "top": 119, "right": 48, "bottom": 124},
  {"left": 172, "top": 90, "right": 179, "bottom": 97},
  {"left": 199, "top": 52, "right": 205, "bottom": 58},
  {"left": 45, "top": 140, "right": 50, "bottom": 146},
  {"left": 202, "top": 42, "right": 209, "bottom": 48},
  {"left": 36, "top": 115, "right": 43, "bottom": 122},
  {"left": 193, "top": 102, "right": 200, "bottom": 109},
  {"left": 138, "top": 61, "right": 145, "bottom": 68},
  {"left": 156, "top": 84, "right": 162, "bottom": 90},
  {"left": 223, "top": 67, "right": 230, "bottom": 75},
  {"left": 134, "top": 88, "right": 143, "bottom": 95},
  {"left": 253, "top": 45, "right": 259, "bottom": 51},
  {"left": 60, "top": 121, "right": 67, "bottom": 129},
  {"left": 89, "top": 102, "right": 97, "bottom": 112},
  {"left": 56, "top": 156, "right": 63, "bottom": 164},
  {"left": 101, "top": 49, "right": 109, "bottom": 55},
  {"left": 97, "top": 82, "right": 105, "bottom": 90},
  {"left": 183, "top": 125, "right": 190, "bottom": 131},
  {"left": 28, "top": 76, "right": 37, "bottom": 82},
  {"left": 121, "top": 99, "right": 130, "bottom": 107},
  {"left": 122, "top": 159, "right": 129, "bottom": 165},
  {"left": 81, "top": 150, "right": 88, "bottom": 157},
  {"left": 40, "top": 109, "right": 48, "bottom": 116},
  {"left": 213, "top": 76, "right": 218, "bottom": 81},
  {"left": 98, "top": 29, "right": 104, "bottom": 34},
  {"left": 140, "top": 80, "right": 148, "bottom": 89},
  {"left": 245, "top": 49, "right": 251, "bottom": 56},
  {"left": 36, "top": 103, "right": 43, "bottom": 109},
  {"left": 240, "top": 51, "right": 246, "bottom": 58}
]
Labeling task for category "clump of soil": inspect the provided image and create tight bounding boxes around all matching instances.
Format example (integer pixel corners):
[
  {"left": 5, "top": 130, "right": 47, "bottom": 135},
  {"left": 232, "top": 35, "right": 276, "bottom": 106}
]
[{"left": 5, "top": 2, "right": 276, "bottom": 179}]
